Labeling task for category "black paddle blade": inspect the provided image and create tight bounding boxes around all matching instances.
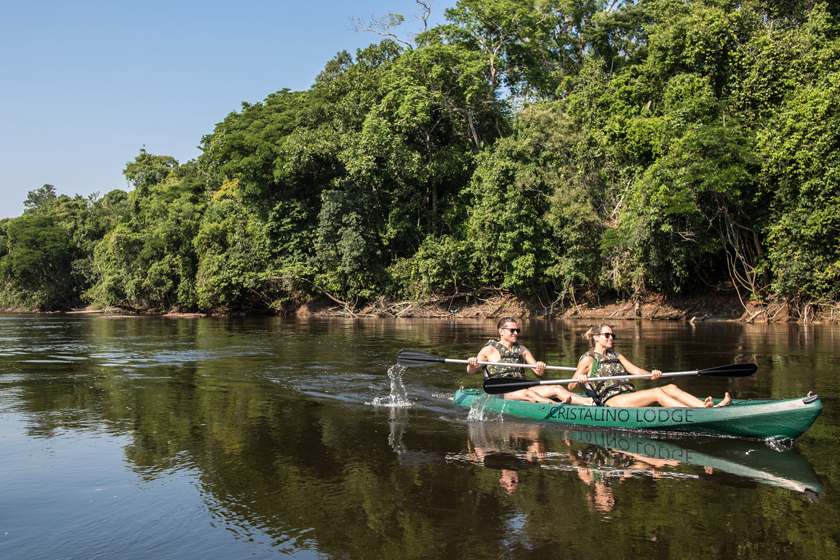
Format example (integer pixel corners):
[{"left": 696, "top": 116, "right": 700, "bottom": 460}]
[
  {"left": 397, "top": 349, "right": 445, "bottom": 367},
  {"left": 699, "top": 363, "right": 758, "bottom": 377},
  {"left": 483, "top": 377, "right": 539, "bottom": 395}
]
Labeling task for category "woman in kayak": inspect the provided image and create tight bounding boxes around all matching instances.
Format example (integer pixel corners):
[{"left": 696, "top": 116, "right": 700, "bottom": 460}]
[{"left": 571, "top": 323, "right": 731, "bottom": 408}]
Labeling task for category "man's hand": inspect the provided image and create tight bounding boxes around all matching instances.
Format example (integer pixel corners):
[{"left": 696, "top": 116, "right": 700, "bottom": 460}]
[{"left": 466, "top": 356, "right": 479, "bottom": 374}]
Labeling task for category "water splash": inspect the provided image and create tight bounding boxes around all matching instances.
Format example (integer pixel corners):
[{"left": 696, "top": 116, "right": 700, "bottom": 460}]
[
  {"left": 467, "top": 392, "right": 504, "bottom": 422},
  {"left": 369, "top": 364, "right": 413, "bottom": 408},
  {"left": 766, "top": 438, "right": 796, "bottom": 452}
]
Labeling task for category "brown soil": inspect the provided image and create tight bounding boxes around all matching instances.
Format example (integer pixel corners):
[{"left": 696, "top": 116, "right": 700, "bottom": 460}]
[
  {"left": 11, "top": 291, "right": 837, "bottom": 323},
  {"left": 296, "top": 291, "right": 838, "bottom": 324}
]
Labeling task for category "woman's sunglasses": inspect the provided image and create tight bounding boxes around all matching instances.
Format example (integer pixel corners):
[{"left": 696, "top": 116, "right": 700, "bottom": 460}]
[{"left": 599, "top": 332, "right": 616, "bottom": 339}]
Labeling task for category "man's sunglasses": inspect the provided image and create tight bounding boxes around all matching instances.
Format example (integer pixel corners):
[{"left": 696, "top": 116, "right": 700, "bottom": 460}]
[{"left": 505, "top": 328, "right": 521, "bottom": 334}]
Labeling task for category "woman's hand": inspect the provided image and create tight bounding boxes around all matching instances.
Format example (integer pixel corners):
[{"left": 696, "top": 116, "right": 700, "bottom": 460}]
[
  {"left": 574, "top": 370, "right": 589, "bottom": 384},
  {"left": 650, "top": 369, "right": 662, "bottom": 380}
]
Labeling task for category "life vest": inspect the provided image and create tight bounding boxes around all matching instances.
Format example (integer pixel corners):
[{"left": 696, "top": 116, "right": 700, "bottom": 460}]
[
  {"left": 582, "top": 350, "right": 636, "bottom": 402},
  {"left": 483, "top": 340, "right": 526, "bottom": 379}
]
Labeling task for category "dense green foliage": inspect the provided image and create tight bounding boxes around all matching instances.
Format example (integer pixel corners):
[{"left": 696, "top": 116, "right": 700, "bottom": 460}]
[{"left": 2, "top": 0, "right": 838, "bottom": 315}]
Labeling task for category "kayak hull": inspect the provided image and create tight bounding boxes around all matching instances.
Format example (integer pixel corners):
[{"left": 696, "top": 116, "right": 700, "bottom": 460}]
[{"left": 452, "top": 389, "right": 822, "bottom": 440}]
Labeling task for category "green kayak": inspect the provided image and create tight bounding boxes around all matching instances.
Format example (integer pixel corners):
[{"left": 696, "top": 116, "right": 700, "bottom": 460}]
[{"left": 452, "top": 388, "right": 822, "bottom": 440}]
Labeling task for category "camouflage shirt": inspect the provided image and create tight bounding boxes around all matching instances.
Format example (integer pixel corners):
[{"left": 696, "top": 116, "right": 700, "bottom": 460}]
[
  {"left": 581, "top": 349, "right": 636, "bottom": 402},
  {"left": 483, "top": 340, "right": 526, "bottom": 379}
]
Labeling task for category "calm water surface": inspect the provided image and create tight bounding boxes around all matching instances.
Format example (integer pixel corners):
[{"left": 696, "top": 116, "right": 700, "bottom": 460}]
[{"left": 0, "top": 315, "right": 838, "bottom": 559}]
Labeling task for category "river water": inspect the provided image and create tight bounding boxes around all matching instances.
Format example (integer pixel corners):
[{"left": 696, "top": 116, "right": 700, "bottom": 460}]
[{"left": 0, "top": 315, "right": 837, "bottom": 559}]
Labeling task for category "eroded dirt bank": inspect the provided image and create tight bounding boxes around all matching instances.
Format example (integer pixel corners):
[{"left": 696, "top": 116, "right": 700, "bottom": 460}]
[
  {"left": 11, "top": 291, "right": 837, "bottom": 323},
  {"left": 296, "top": 291, "right": 837, "bottom": 324}
]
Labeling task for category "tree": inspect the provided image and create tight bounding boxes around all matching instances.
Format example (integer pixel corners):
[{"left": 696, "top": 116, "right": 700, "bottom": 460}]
[
  {"left": 23, "top": 184, "right": 58, "bottom": 214},
  {"left": 89, "top": 159, "right": 203, "bottom": 310},
  {"left": 0, "top": 213, "right": 75, "bottom": 308},
  {"left": 123, "top": 149, "right": 179, "bottom": 193}
]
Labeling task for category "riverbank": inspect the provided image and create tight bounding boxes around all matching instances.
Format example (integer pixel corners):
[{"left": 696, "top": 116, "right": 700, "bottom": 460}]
[
  {"left": 6, "top": 291, "right": 837, "bottom": 323},
  {"left": 297, "top": 291, "right": 838, "bottom": 324}
]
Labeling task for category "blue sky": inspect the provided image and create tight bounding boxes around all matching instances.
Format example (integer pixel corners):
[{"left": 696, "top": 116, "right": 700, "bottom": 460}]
[{"left": 0, "top": 0, "right": 457, "bottom": 219}]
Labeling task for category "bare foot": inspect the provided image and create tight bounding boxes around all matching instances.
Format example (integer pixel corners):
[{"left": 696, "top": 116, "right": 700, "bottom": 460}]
[
  {"left": 714, "top": 392, "right": 732, "bottom": 407},
  {"left": 703, "top": 396, "right": 714, "bottom": 408},
  {"left": 561, "top": 394, "right": 572, "bottom": 405}
]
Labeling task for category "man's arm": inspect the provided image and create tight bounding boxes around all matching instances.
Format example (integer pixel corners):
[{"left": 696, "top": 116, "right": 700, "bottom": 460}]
[
  {"left": 520, "top": 345, "right": 546, "bottom": 377},
  {"left": 466, "top": 346, "right": 494, "bottom": 374}
]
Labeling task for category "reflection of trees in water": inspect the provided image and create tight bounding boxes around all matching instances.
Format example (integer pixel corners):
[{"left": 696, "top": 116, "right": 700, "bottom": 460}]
[{"left": 3, "top": 316, "right": 833, "bottom": 559}]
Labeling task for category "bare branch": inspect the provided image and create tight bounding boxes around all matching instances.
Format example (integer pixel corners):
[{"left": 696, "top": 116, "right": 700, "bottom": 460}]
[
  {"left": 415, "top": 0, "right": 432, "bottom": 33},
  {"left": 349, "top": 12, "right": 414, "bottom": 48},
  {"left": 349, "top": 0, "right": 436, "bottom": 49},
  {"left": 605, "top": 0, "right": 624, "bottom": 12}
]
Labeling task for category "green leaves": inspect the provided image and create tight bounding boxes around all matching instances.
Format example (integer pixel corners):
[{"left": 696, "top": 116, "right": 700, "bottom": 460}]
[
  {"left": 0, "top": 214, "right": 75, "bottom": 308},
  {"left": 23, "top": 184, "right": 58, "bottom": 214},
  {"left": 123, "top": 150, "right": 178, "bottom": 193},
  {"left": 314, "top": 188, "right": 385, "bottom": 300},
  {"left": 3, "top": 0, "right": 839, "bottom": 312},
  {"left": 757, "top": 69, "right": 840, "bottom": 301}
]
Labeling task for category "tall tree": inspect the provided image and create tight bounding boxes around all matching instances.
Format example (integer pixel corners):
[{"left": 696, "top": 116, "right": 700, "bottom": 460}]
[{"left": 0, "top": 214, "right": 75, "bottom": 308}]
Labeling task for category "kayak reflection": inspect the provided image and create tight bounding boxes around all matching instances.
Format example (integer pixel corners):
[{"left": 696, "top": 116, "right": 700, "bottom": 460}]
[
  {"left": 452, "top": 421, "right": 823, "bottom": 502},
  {"left": 563, "top": 429, "right": 824, "bottom": 501}
]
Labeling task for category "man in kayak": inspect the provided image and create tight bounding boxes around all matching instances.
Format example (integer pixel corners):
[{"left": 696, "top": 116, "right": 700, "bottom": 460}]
[
  {"left": 572, "top": 323, "right": 731, "bottom": 407},
  {"left": 467, "top": 317, "right": 594, "bottom": 405}
]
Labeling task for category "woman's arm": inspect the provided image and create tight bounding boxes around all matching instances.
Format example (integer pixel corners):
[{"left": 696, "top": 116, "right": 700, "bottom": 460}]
[
  {"left": 618, "top": 354, "right": 661, "bottom": 379},
  {"left": 571, "top": 355, "right": 594, "bottom": 390}
]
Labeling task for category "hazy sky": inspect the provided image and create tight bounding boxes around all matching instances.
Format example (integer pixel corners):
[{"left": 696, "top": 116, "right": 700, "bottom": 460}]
[{"left": 0, "top": 0, "right": 456, "bottom": 219}]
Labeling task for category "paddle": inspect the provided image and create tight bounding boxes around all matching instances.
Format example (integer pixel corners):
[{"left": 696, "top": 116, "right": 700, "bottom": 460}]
[
  {"left": 482, "top": 363, "right": 758, "bottom": 395},
  {"left": 397, "top": 349, "right": 576, "bottom": 372}
]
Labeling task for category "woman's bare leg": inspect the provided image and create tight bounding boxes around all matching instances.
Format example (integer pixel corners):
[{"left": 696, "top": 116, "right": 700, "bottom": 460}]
[
  {"left": 505, "top": 388, "right": 562, "bottom": 404},
  {"left": 606, "top": 387, "right": 702, "bottom": 408},
  {"left": 605, "top": 388, "right": 682, "bottom": 408},
  {"left": 659, "top": 384, "right": 707, "bottom": 407},
  {"left": 607, "top": 387, "right": 730, "bottom": 408}
]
